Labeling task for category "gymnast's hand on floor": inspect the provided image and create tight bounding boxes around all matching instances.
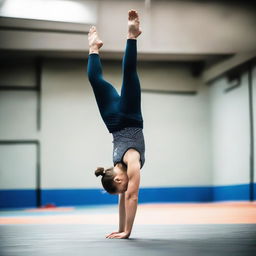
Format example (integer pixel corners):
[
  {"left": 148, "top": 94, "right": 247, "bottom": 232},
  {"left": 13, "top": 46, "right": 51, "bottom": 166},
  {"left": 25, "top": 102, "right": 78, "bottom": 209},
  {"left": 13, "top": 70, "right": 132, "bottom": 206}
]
[
  {"left": 106, "top": 231, "right": 130, "bottom": 239},
  {"left": 105, "top": 231, "right": 120, "bottom": 238}
]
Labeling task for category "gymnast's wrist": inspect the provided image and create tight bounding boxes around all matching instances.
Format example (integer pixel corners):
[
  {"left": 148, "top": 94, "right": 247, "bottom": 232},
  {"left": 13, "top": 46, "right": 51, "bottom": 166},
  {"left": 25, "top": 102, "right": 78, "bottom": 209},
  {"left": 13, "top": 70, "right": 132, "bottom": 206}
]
[
  {"left": 124, "top": 229, "right": 131, "bottom": 236},
  {"left": 118, "top": 226, "right": 125, "bottom": 232}
]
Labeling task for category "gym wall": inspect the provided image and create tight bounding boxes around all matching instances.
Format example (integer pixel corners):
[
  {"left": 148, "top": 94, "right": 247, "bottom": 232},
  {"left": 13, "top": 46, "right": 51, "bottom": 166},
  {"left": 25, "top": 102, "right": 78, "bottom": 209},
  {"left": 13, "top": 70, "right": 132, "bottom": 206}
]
[
  {"left": 0, "top": 58, "right": 255, "bottom": 208},
  {"left": 0, "top": 58, "right": 211, "bottom": 207},
  {"left": 208, "top": 71, "right": 251, "bottom": 201},
  {"left": 253, "top": 65, "right": 256, "bottom": 200}
]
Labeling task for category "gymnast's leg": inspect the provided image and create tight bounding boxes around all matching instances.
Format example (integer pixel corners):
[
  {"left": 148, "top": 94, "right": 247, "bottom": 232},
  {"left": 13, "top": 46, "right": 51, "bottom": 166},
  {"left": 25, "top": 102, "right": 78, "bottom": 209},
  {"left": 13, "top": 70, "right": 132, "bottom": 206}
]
[
  {"left": 87, "top": 26, "right": 120, "bottom": 129},
  {"left": 120, "top": 10, "right": 142, "bottom": 122}
]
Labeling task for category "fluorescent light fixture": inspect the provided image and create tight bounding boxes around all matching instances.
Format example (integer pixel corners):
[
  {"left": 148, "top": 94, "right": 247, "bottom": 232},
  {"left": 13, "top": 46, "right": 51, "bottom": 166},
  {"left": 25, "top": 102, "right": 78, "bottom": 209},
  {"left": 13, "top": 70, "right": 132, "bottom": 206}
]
[{"left": 0, "top": 0, "right": 97, "bottom": 24}]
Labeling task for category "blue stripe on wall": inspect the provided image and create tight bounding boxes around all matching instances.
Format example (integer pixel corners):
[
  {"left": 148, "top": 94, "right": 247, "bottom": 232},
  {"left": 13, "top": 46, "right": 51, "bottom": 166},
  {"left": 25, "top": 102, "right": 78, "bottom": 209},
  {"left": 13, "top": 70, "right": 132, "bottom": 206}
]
[
  {"left": 213, "top": 184, "right": 250, "bottom": 201},
  {"left": 0, "top": 183, "right": 255, "bottom": 209},
  {"left": 0, "top": 189, "right": 37, "bottom": 209},
  {"left": 41, "top": 189, "right": 118, "bottom": 206},
  {"left": 254, "top": 183, "right": 256, "bottom": 201},
  {"left": 139, "top": 186, "right": 213, "bottom": 203}
]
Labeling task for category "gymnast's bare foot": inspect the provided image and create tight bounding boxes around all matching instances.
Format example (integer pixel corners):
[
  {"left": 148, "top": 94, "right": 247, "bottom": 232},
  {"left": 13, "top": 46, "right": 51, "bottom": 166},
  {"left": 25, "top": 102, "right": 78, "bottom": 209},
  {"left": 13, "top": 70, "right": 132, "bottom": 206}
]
[
  {"left": 88, "top": 26, "right": 103, "bottom": 54},
  {"left": 127, "top": 9, "right": 142, "bottom": 39}
]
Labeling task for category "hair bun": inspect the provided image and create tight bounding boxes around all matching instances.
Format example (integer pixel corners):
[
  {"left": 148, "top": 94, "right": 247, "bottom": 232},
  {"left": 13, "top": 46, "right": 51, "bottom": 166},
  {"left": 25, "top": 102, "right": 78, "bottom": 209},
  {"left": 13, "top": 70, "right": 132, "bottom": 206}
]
[{"left": 95, "top": 167, "right": 105, "bottom": 177}]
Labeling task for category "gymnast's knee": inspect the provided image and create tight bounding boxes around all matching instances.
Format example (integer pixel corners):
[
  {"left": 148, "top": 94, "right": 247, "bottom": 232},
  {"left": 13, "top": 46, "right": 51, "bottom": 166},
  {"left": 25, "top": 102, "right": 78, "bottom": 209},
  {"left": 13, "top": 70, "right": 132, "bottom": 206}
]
[{"left": 87, "top": 72, "right": 103, "bottom": 87}]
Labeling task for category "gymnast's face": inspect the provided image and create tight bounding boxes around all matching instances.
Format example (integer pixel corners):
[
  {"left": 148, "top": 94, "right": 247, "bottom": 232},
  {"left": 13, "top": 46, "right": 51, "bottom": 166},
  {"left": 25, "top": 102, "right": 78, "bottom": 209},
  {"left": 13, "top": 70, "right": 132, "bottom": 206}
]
[
  {"left": 113, "top": 166, "right": 129, "bottom": 194},
  {"left": 114, "top": 179, "right": 129, "bottom": 194}
]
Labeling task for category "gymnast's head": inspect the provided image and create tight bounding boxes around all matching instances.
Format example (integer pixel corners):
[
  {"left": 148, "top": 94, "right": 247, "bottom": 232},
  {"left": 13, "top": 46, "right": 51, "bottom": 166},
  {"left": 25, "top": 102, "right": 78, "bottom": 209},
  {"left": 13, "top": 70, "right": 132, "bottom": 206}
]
[{"left": 95, "top": 164, "right": 128, "bottom": 194}]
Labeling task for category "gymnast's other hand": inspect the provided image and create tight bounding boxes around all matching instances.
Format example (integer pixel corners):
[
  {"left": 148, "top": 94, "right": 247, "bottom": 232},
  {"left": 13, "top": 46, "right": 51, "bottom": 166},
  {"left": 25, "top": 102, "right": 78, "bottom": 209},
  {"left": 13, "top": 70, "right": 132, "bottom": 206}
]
[
  {"left": 105, "top": 231, "right": 120, "bottom": 238},
  {"left": 106, "top": 231, "right": 130, "bottom": 239}
]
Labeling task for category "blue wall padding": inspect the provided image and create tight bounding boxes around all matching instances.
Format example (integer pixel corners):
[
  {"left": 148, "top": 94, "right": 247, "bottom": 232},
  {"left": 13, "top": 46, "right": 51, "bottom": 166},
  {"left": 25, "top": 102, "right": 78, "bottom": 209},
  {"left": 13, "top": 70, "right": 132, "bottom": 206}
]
[
  {"left": 0, "top": 189, "right": 37, "bottom": 209},
  {"left": 138, "top": 186, "right": 213, "bottom": 203},
  {"left": 0, "top": 183, "right": 254, "bottom": 209},
  {"left": 41, "top": 188, "right": 118, "bottom": 206},
  {"left": 213, "top": 184, "right": 250, "bottom": 201}
]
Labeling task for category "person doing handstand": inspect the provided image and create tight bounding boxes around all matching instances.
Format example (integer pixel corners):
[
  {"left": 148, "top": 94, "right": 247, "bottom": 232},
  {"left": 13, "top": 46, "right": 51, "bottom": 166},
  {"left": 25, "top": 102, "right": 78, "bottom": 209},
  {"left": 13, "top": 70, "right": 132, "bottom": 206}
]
[{"left": 87, "top": 9, "right": 145, "bottom": 239}]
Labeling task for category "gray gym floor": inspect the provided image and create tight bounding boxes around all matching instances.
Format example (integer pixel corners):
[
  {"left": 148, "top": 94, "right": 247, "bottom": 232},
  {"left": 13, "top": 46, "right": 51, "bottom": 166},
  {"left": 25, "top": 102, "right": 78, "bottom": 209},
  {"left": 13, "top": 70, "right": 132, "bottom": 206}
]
[{"left": 0, "top": 224, "right": 256, "bottom": 256}]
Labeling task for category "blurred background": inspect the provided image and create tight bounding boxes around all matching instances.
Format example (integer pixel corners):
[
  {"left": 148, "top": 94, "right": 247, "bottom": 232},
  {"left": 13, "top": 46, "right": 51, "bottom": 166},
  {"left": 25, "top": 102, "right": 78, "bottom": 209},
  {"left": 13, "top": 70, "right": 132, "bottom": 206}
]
[{"left": 0, "top": 0, "right": 255, "bottom": 209}]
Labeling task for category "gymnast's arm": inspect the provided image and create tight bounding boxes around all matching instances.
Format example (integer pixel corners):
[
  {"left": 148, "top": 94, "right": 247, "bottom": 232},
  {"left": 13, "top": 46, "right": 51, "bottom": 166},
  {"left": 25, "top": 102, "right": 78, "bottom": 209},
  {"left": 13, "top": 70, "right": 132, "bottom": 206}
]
[
  {"left": 105, "top": 193, "right": 126, "bottom": 238},
  {"left": 124, "top": 159, "right": 140, "bottom": 237},
  {"left": 106, "top": 151, "right": 140, "bottom": 239},
  {"left": 118, "top": 192, "right": 126, "bottom": 232}
]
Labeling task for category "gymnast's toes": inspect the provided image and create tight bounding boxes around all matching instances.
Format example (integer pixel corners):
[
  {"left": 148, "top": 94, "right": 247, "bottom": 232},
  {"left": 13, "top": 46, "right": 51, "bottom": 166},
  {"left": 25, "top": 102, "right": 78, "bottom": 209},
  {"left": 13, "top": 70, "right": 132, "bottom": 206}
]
[
  {"left": 88, "top": 26, "right": 103, "bottom": 49},
  {"left": 127, "top": 10, "right": 142, "bottom": 39}
]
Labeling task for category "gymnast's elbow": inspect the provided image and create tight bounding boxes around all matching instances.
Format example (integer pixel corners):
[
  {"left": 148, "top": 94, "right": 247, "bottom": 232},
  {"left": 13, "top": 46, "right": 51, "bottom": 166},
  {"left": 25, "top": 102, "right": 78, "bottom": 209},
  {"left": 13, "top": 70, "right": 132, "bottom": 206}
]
[{"left": 125, "top": 193, "right": 138, "bottom": 202}]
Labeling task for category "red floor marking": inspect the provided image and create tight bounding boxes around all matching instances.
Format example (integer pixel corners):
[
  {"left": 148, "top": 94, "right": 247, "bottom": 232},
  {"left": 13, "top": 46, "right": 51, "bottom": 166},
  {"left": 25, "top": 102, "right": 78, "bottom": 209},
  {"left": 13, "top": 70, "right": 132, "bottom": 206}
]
[{"left": 25, "top": 207, "right": 74, "bottom": 212}]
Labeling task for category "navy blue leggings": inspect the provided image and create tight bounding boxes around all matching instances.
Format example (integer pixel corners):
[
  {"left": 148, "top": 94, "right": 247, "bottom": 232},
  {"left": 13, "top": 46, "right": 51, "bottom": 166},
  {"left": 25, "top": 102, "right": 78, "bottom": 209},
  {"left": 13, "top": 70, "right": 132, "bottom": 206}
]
[{"left": 87, "top": 39, "right": 143, "bottom": 133}]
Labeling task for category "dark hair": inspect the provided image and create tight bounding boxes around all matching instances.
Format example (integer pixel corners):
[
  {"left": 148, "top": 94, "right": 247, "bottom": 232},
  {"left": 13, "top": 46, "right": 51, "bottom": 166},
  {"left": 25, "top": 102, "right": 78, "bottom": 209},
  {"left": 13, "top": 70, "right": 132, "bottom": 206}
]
[{"left": 95, "top": 167, "right": 117, "bottom": 194}]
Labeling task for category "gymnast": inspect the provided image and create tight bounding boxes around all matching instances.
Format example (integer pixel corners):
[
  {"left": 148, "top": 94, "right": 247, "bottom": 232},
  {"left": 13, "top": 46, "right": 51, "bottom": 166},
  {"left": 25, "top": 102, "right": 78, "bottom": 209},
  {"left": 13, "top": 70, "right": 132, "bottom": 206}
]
[{"left": 87, "top": 9, "right": 145, "bottom": 239}]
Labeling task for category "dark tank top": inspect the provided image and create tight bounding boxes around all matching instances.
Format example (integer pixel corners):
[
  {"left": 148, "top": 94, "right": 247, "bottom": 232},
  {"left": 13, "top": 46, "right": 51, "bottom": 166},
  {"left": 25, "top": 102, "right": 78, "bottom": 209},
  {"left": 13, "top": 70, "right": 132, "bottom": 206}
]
[{"left": 112, "top": 127, "right": 145, "bottom": 169}]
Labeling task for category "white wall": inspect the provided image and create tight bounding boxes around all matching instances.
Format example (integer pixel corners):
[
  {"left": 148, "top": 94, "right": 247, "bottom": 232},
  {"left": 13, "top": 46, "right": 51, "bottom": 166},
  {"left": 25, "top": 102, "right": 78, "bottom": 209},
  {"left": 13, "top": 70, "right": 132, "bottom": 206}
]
[
  {"left": 0, "top": 60, "right": 38, "bottom": 191},
  {"left": 0, "top": 60, "right": 38, "bottom": 139},
  {"left": 253, "top": 64, "right": 256, "bottom": 185},
  {"left": 142, "top": 83, "right": 211, "bottom": 187},
  {"left": 209, "top": 72, "right": 250, "bottom": 186},
  {"left": 0, "top": 91, "right": 38, "bottom": 138},
  {"left": 139, "top": 62, "right": 198, "bottom": 91},
  {"left": 41, "top": 59, "right": 112, "bottom": 188},
  {"left": 0, "top": 145, "right": 37, "bottom": 189}
]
